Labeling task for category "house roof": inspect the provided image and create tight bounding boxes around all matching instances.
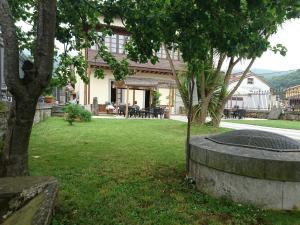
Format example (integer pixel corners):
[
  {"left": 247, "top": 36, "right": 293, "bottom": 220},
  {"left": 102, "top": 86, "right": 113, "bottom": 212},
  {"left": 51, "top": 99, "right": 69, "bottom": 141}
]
[
  {"left": 286, "top": 84, "right": 300, "bottom": 91},
  {"left": 229, "top": 71, "right": 270, "bottom": 87},
  {"left": 114, "top": 77, "right": 176, "bottom": 90},
  {"left": 87, "top": 49, "right": 185, "bottom": 75}
]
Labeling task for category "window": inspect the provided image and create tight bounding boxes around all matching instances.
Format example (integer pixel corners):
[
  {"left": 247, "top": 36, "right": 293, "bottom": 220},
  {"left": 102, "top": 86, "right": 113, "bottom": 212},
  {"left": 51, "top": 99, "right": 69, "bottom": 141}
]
[
  {"left": 118, "top": 35, "right": 125, "bottom": 54},
  {"left": 90, "top": 42, "right": 97, "bottom": 50},
  {"left": 231, "top": 97, "right": 243, "bottom": 101},
  {"left": 111, "top": 34, "right": 117, "bottom": 53},
  {"left": 90, "top": 32, "right": 103, "bottom": 50},
  {"left": 98, "top": 33, "right": 129, "bottom": 54},
  {"left": 172, "top": 49, "right": 179, "bottom": 60},
  {"left": 247, "top": 78, "right": 254, "bottom": 84},
  {"left": 161, "top": 46, "right": 167, "bottom": 59},
  {"left": 105, "top": 35, "right": 110, "bottom": 48},
  {"left": 156, "top": 45, "right": 181, "bottom": 60}
]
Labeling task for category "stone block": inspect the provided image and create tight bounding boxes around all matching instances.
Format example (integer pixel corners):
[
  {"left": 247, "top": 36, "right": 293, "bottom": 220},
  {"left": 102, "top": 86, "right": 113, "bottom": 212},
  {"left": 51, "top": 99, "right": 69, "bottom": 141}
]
[{"left": 0, "top": 176, "right": 58, "bottom": 225}]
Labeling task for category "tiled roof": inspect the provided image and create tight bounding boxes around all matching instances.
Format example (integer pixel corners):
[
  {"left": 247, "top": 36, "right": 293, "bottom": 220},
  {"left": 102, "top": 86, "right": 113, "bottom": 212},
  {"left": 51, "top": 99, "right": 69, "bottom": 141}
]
[
  {"left": 87, "top": 49, "right": 185, "bottom": 74},
  {"left": 229, "top": 71, "right": 269, "bottom": 87}
]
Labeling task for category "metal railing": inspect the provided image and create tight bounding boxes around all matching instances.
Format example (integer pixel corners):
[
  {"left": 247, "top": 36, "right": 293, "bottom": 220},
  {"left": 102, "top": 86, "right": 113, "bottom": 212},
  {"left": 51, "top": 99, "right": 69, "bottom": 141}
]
[{"left": 225, "top": 89, "right": 300, "bottom": 111}]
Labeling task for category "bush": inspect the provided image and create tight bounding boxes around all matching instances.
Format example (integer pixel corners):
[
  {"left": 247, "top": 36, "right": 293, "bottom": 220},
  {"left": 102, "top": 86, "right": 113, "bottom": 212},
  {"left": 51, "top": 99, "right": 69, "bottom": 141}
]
[
  {"left": 79, "top": 109, "right": 92, "bottom": 122},
  {"left": 63, "top": 104, "right": 91, "bottom": 125}
]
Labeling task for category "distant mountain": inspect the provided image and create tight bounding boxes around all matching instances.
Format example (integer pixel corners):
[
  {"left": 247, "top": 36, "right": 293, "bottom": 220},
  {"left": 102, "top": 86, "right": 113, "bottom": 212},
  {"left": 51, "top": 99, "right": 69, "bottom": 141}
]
[
  {"left": 258, "top": 70, "right": 297, "bottom": 78},
  {"left": 251, "top": 68, "right": 279, "bottom": 75},
  {"left": 259, "top": 69, "right": 300, "bottom": 90},
  {"left": 232, "top": 68, "right": 277, "bottom": 74}
]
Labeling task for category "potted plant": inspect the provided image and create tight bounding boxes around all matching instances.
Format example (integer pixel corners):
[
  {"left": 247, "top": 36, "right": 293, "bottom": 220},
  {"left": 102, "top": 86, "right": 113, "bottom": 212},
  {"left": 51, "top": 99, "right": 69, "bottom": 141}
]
[{"left": 44, "top": 95, "right": 54, "bottom": 103}]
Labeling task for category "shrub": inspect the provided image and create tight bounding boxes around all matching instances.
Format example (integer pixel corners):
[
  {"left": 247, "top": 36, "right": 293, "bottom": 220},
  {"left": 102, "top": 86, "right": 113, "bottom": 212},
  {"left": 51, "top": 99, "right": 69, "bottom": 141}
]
[
  {"left": 63, "top": 104, "right": 91, "bottom": 125},
  {"left": 79, "top": 109, "right": 92, "bottom": 122}
]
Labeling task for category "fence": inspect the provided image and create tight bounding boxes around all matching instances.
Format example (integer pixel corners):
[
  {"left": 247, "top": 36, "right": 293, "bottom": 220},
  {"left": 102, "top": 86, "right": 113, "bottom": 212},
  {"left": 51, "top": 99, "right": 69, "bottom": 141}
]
[{"left": 225, "top": 89, "right": 300, "bottom": 111}]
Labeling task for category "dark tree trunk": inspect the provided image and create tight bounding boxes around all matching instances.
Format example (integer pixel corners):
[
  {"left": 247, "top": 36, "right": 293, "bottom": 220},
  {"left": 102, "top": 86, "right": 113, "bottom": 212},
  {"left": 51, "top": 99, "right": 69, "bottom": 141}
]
[
  {"left": 186, "top": 76, "right": 195, "bottom": 176},
  {"left": 212, "top": 102, "right": 225, "bottom": 128},
  {"left": 1, "top": 98, "right": 38, "bottom": 176},
  {"left": 0, "top": 0, "right": 56, "bottom": 177},
  {"left": 199, "top": 98, "right": 209, "bottom": 125}
]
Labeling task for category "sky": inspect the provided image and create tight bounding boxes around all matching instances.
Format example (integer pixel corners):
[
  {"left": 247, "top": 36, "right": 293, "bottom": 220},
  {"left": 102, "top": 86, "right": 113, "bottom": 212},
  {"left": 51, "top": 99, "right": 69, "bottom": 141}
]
[
  {"left": 234, "top": 18, "right": 300, "bottom": 72},
  {"left": 18, "top": 18, "right": 300, "bottom": 72}
]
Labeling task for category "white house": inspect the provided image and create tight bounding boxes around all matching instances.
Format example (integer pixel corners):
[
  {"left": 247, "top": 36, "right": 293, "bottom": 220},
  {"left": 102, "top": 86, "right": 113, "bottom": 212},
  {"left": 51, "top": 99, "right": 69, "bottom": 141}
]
[{"left": 226, "top": 72, "right": 276, "bottom": 110}]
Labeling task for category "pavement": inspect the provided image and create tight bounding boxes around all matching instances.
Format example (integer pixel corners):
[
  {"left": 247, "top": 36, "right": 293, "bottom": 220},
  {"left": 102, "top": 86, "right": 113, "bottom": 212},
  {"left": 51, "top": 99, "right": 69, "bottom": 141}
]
[{"left": 170, "top": 115, "right": 300, "bottom": 140}]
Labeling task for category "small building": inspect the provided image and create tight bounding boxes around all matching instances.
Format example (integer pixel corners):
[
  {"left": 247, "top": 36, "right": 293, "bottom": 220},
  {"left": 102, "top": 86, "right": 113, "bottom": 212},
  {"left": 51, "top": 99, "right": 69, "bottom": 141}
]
[
  {"left": 286, "top": 84, "right": 300, "bottom": 110},
  {"left": 75, "top": 18, "right": 185, "bottom": 114},
  {"left": 226, "top": 72, "right": 276, "bottom": 110}
]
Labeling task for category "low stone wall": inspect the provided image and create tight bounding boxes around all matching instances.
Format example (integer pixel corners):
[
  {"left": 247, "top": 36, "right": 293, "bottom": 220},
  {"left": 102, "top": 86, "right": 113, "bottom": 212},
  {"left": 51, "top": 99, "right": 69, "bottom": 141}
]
[
  {"left": 51, "top": 105, "right": 65, "bottom": 117},
  {"left": 0, "top": 102, "right": 9, "bottom": 142},
  {"left": 0, "top": 102, "right": 52, "bottom": 141},
  {"left": 281, "top": 111, "right": 300, "bottom": 121},
  {"left": 244, "top": 110, "right": 269, "bottom": 119},
  {"left": 0, "top": 176, "right": 58, "bottom": 225},
  {"left": 34, "top": 103, "right": 52, "bottom": 124},
  {"left": 244, "top": 109, "right": 300, "bottom": 121}
]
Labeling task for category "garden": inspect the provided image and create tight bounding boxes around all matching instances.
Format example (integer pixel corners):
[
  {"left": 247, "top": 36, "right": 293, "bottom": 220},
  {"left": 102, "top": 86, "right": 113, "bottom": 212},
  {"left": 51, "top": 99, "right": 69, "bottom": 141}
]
[{"left": 29, "top": 118, "right": 300, "bottom": 225}]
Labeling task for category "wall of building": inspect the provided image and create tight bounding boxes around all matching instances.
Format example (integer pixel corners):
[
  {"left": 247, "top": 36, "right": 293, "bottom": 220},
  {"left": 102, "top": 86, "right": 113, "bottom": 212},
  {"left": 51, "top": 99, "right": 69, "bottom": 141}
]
[
  {"left": 76, "top": 68, "right": 179, "bottom": 112},
  {"left": 227, "top": 76, "right": 272, "bottom": 110}
]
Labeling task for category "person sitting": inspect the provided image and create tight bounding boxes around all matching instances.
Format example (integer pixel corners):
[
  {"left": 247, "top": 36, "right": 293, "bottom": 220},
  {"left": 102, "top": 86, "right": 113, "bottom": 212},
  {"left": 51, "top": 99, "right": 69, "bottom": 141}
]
[
  {"left": 105, "top": 102, "right": 115, "bottom": 114},
  {"left": 131, "top": 101, "right": 140, "bottom": 117},
  {"left": 132, "top": 101, "right": 140, "bottom": 110}
]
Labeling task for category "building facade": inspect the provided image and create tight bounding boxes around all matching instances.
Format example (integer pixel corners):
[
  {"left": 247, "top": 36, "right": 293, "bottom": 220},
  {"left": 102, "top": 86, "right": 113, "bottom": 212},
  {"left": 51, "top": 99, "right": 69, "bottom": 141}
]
[
  {"left": 286, "top": 84, "right": 300, "bottom": 110},
  {"left": 226, "top": 72, "right": 277, "bottom": 110},
  {"left": 75, "top": 19, "right": 184, "bottom": 113}
]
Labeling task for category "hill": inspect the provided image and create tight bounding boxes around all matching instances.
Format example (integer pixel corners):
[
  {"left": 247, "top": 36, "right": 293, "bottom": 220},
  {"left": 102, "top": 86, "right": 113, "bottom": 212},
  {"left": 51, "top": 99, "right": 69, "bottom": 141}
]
[
  {"left": 261, "top": 69, "right": 300, "bottom": 90},
  {"left": 259, "top": 70, "right": 297, "bottom": 78}
]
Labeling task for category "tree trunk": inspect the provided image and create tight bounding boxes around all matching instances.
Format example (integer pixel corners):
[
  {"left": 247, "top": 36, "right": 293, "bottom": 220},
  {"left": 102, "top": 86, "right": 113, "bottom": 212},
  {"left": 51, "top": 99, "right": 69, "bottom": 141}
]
[
  {"left": 1, "top": 98, "right": 38, "bottom": 176},
  {"left": 0, "top": 0, "right": 56, "bottom": 177},
  {"left": 186, "top": 76, "right": 195, "bottom": 176},
  {"left": 212, "top": 102, "right": 225, "bottom": 128},
  {"left": 199, "top": 98, "right": 209, "bottom": 125}
]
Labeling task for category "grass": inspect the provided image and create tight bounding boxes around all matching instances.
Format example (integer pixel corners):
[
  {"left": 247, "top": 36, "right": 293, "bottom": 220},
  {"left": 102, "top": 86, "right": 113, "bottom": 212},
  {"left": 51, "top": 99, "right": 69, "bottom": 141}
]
[
  {"left": 225, "top": 119, "right": 300, "bottom": 130},
  {"left": 29, "top": 117, "right": 300, "bottom": 225}
]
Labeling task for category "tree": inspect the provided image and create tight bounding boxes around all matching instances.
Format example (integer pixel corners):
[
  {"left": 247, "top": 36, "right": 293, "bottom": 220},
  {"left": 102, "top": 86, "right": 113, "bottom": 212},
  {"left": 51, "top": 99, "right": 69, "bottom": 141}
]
[
  {"left": 0, "top": 0, "right": 132, "bottom": 177},
  {"left": 102, "top": 0, "right": 300, "bottom": 174},
  {"left": 0, "top": 0, "right": 56, "bottom": 176}
]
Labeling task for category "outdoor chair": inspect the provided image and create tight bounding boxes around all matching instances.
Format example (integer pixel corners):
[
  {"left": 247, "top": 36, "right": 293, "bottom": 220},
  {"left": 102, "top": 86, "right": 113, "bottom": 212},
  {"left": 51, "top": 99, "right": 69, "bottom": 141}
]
[
  {"left": 128, "top": 107, "right": 141, "bottom": 118},
  {"left": 158, "top": 107, "right": 165, "bottom": 119},
  {"left": 118, "top": 104, "right": 126, "bottom": 116},
  {"left": 151, "top": 107, "right": 163, "bottom": 118},
  {"left": 141, "top": 108, "right": 151, "bottom": 118},
  {"left": 237, "top": 109, "right": 246, "bottom": 119},
  {"left": 223, "top": 109, "right": 230, "bottom": 119}
]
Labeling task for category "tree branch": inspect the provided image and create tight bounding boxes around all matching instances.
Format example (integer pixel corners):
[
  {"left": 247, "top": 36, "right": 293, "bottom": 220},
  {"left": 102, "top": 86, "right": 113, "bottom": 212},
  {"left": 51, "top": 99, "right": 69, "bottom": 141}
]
[
  {"left": 224, "top": 56, "right": 241, "bottom": 86},
  {"left": 164, "top": 43, "right": 188, "bottom": 109},
  {"left": 208, "top": 53, "right": 226, "bottom": 90},
  {"left": 227, "top": 57, "right": 256, "bottom": 98},
  {"left": 0, "top": 0, "right": 25, "bottom": 98},
  {"left": 34, "top": 0, "right": 57, "bottom": 92},
  {"left": 216, "top": 53, "right": 226, "bottom": 74}
]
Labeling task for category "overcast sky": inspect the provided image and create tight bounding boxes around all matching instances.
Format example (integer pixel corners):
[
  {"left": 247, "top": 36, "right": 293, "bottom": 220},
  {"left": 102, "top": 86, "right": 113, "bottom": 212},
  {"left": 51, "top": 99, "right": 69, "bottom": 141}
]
[
  {"left": 19, "top": 17, "right": 300, "bottom": 72},
  {"left": 234, "top": 18, "right": 300, "bottom": 72}
]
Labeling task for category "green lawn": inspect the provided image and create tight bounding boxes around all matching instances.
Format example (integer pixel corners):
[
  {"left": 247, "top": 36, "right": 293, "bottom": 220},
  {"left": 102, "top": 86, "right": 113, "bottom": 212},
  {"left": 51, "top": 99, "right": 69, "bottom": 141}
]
[
  {"left": 29, "top": 118, "right": 300, "bottom": 225},
  {"left": 225, "top": 119, "right": 300, "bottom": 130}
]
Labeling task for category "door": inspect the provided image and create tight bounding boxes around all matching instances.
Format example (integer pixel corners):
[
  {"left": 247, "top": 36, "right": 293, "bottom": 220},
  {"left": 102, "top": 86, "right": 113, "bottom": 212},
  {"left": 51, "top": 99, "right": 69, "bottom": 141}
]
[{"left": 145, "top": 90, "right": 150, "bottom": 108}]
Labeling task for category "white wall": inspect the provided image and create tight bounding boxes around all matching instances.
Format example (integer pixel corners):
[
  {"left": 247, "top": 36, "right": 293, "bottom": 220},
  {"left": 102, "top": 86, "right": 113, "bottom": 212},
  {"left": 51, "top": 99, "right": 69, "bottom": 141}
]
[{"left": 227, "top": 76, "right": 272, "bottom": 110}]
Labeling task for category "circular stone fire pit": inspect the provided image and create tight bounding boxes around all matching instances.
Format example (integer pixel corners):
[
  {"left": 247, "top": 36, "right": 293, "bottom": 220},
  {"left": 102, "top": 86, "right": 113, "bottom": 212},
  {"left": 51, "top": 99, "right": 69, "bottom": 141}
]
[{"left": 189, "top": 130, "right": 300, "bottom": 210}]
